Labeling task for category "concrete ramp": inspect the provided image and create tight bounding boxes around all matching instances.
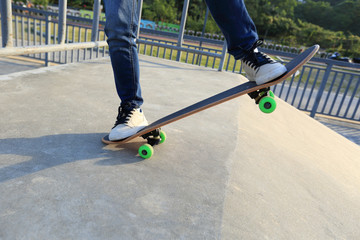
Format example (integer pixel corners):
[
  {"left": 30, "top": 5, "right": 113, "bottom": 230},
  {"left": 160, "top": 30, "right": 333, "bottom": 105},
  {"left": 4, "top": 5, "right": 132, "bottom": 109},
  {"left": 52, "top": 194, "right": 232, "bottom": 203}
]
[{"left": 0, "top": 55, "right": 360, "bottom": 239}]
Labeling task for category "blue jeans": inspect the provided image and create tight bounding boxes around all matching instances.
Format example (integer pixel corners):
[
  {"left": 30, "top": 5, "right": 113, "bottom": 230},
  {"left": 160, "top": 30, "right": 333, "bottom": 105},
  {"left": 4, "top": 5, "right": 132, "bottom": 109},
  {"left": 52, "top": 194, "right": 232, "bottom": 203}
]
[{"left": 103, "top": 0, "right": 258, "bottom": 109}]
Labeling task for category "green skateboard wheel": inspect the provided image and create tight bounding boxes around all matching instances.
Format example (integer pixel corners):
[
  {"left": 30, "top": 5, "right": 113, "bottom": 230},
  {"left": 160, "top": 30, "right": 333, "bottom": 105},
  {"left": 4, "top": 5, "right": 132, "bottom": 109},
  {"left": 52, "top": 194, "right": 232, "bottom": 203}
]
[
  {"left": 138, "top": 144, "right": 154, "bottom": 159},
  {"left": 268, "top": 90, "right": 275, "bottom": 98},
  {"left": 159, "top": 130, "right": 166, "bottom": 144},
  {"left": 259, "top": 96, "right": 277, "bottom": 113}
]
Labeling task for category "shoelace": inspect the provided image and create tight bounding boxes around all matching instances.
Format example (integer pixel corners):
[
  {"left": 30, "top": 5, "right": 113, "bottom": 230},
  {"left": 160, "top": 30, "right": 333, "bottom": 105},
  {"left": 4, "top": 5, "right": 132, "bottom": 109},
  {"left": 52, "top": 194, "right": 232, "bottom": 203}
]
[
  {"left": 243, "top": 52, "right": 274, "bottom": 70},
  {"left": 242, "top": 39, "right": 274, "bottom": 71},
  {"left": 113, "top": 107, "right": 135, "bottom": 128}
]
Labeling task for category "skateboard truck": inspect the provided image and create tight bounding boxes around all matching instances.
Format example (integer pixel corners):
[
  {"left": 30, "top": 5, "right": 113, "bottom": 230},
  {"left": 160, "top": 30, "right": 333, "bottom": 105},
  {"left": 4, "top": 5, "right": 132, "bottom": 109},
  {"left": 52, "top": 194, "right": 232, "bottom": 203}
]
[
  {"left": 141, "top": 128, "right": 162, "bottom": 146},
  {"left": 138, "top": 129, "right": 167, "bottom": 159},
  {"left": 248, "top": 87, "right": 277, "bottom": 113}
]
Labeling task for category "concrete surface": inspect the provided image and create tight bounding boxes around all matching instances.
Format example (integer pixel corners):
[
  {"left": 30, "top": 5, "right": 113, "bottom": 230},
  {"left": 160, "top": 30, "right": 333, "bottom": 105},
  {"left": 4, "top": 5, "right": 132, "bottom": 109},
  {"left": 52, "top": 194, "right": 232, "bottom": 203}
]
[{"left": 1, "top": 55, "right": 360, "bottom": 239}]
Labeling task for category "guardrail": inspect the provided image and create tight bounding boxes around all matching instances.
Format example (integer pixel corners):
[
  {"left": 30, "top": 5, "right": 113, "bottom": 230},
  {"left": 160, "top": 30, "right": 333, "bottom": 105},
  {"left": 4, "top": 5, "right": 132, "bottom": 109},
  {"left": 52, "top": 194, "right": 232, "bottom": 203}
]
[
  {"left": 272, "top": 61, "right": 360, "bottom": 120},
  {"left": 1, "top": 1, "right": 360, "bottom": 122},
  {"left": 2, "top": 3, "right": 108, "bottom": 65}
]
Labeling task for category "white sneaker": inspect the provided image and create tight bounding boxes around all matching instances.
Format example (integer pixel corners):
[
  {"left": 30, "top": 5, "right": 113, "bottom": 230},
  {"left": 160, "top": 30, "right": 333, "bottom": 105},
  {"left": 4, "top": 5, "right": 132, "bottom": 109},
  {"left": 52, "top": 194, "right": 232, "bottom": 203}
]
[
  {"left": 109, "top": 107, "right": 148, "bottom": 141},
  {"left": 241, "top": 42, "right": 287, "bottom": 85}
]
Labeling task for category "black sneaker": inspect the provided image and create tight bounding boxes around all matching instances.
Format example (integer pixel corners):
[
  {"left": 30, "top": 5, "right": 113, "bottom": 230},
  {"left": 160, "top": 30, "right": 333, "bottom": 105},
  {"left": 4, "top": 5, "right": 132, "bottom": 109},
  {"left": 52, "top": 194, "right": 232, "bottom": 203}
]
[{"left": 241, "top": 40, "right": 287, "bottom": 85}]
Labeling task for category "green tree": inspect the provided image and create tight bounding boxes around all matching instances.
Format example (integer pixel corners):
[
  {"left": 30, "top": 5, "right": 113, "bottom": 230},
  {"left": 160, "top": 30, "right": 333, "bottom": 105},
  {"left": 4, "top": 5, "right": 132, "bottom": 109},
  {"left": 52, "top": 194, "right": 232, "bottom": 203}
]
[
  {"left": 295, "top": 0, "right": 333, "bottom": 30},
  {"left": 244, "top": 0, "right": 298, "bottom": 37},
  {"left": 295, "top": 0, "right": 360, "bottom": 36},
  {"left": 185, "top": 0, "right": 221, "bottom": 34},
  {"left": 142, "top": 0, "right": 177, "bottom": 23},
  {"left": 265, "top": 16, "right": 299, "bottom": 43},
  {"left": 33, "top": 0, "right": 49, "bottom": 7},
  {"left": 332, "top": 0, "right": 360, "bottom": 36}
]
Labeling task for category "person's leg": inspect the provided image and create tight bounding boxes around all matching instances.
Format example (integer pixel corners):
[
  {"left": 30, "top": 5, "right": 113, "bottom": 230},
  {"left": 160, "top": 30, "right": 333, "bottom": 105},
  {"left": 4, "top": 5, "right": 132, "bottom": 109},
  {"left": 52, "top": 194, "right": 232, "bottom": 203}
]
[
  {"left": 205, "top": 0, "right": 287, "bottom": 84},
  {"left": 104, "top": 0, "right": 148, "bottom": 140},
  {"left": 103, "top": 0, "right": 143, "bottom": 109},
  {"left": 204, "top": 0, "right": 258, "bottom": 59}
]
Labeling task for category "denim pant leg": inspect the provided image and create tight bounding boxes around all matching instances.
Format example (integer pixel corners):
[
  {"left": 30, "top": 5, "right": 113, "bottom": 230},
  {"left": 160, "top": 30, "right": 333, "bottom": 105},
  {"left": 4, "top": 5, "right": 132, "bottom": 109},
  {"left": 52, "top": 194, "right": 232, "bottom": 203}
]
[
  {"left": 205, "top": 0, "right": 258, "bottom": 59},
  {"left": 103, "top": 0, "right": 143, "bottom": 109}
]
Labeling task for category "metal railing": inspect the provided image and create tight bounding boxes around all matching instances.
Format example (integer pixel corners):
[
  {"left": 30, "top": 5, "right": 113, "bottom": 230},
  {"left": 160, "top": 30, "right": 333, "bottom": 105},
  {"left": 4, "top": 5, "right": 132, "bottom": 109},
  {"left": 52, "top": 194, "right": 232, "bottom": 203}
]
[
  {"left": 1, "top": 0, "right": 360, "bottom": 121},
  {"left": 272, "top": 61, "right": 360, "bottom": 120},
  {"left": 1, "top": 4, "right": 108, "bottom": 65}
]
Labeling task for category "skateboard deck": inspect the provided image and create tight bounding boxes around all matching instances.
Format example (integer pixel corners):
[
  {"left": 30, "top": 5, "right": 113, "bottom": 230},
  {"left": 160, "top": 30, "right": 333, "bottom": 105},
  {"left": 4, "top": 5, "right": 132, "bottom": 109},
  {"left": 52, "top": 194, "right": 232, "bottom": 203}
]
[{"left": 102, "top": 45, "right": 319, "bottom": 158}]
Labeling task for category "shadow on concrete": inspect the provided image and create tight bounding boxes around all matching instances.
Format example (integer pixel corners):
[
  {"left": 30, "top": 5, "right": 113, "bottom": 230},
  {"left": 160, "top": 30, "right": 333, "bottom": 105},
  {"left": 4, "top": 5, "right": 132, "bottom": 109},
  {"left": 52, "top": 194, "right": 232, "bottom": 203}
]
[
  {"left": 0, "top": 133, "right": 145, "bottom": 183},
  {"left": 0, "top": 57, "right": 44, "bottom": 75}
]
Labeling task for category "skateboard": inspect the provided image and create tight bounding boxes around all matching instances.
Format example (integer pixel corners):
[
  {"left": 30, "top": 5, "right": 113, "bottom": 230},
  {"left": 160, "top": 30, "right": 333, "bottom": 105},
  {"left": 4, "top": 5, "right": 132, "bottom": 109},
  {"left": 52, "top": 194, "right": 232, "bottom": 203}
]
[{"left": 102, "top": 45, "right": 319, "bottom": 159}]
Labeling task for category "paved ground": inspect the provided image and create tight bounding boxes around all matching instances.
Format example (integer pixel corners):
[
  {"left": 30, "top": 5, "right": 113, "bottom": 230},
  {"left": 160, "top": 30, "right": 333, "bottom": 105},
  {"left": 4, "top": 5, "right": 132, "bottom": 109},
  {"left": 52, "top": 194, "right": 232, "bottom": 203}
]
[{"left": 1, "top": 56, "right": 360, "bottom": 239}]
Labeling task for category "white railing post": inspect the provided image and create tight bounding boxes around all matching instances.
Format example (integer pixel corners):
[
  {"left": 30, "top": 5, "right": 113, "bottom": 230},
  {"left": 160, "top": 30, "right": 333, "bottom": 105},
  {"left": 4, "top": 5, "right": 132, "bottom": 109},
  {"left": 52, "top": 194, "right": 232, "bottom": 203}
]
[
  {"left": 0, "top": 0, "right": 13, "bottom": 47},
  {"left": 218, "top": 42, "right": 227, "bottom": 71},
  {"left": 91, "top": 0, "right": 101, "bottom": 42},
  {"left": 310, "top": 63, "right": 333, "bottom": 118},
  {"left": 137, "top": 0, "right": 143, "bottom": 38},
  {"left": 45, "top": 13, "right": 51, "bottom": 66},
  {"left": 176, "top": 0, "right": 190, "bottom": 62},
  {"left": 58, "top": 0, "right": 67, "bottom": 44}
]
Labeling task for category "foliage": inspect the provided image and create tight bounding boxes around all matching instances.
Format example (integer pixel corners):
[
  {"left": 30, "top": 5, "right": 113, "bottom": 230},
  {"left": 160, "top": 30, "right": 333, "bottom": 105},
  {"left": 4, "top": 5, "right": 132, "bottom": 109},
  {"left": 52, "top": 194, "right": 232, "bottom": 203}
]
[
  {"left": 33, "top": 0, "right": 49, "bottom": 7},
  {"left": 47, "top": 0, "right": 94, "bottom": 10},
  {"left": 295, "top": 0, "right": 360, "bottom": 36},
  {"left": 246, "top": 0, "right": 360, "bottom": 57},
  {"left": 13, "top": 0, "right": 50, "bottom": 7},
  {"left": 143, "top": 0, "right": 177, "bottom": 22},
  {"left": 185, "top": 0, "right": 221, "bottom": 34}
]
